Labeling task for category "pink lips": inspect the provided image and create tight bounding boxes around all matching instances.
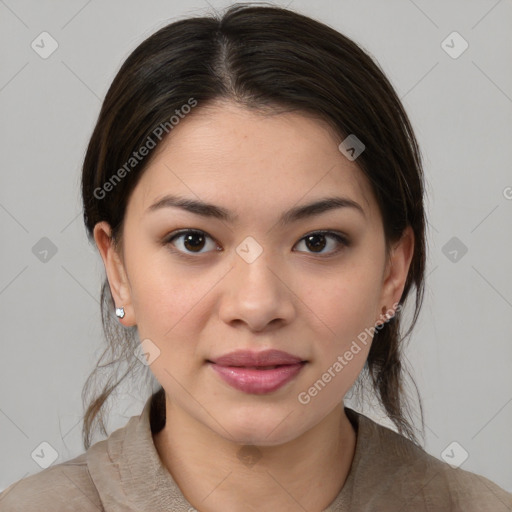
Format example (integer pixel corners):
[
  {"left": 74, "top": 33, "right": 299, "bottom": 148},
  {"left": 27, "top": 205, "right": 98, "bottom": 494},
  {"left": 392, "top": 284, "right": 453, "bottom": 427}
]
[{"left": 208, "top": 349, "right": 306, "bottom": 394}]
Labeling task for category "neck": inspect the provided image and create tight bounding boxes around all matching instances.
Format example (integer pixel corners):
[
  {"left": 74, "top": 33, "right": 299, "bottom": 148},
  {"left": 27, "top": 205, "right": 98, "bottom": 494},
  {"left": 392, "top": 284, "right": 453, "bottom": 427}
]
[{"left": 153, "top": 396, "right": 357, "bottom": 512}]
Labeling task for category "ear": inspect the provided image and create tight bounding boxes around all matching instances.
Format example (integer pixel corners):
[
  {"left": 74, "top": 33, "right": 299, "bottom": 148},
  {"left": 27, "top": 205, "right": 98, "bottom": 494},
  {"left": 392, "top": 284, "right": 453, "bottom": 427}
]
[
  {"left": 375, "top": 225, "right": 414, "bottom": 326},
  {"left": 93, "top": 221, "right": 136, "bottom": 327}
]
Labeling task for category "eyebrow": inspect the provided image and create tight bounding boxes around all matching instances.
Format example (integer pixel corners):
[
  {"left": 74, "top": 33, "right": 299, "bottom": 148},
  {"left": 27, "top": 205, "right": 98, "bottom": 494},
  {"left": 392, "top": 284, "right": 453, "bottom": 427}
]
[{"left": 145, "top": 194, "right": 365, "bottom": 224}]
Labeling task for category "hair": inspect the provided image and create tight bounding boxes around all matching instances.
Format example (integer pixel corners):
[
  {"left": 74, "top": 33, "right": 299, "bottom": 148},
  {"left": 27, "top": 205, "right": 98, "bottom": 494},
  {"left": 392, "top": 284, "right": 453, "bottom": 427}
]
[{"left": 81, "top": 2, "right": 426, "bottom": 450}]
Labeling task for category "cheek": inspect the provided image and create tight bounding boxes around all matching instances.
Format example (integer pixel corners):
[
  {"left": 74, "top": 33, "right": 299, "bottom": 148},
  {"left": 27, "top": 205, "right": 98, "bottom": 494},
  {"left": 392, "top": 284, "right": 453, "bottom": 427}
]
[
  {"left": 298, "top": 259, "right": 383, "bottom": 399},
  {"left": 297, "top": 272, "right": 379, "bottom": 408},
  {"left": 128, "top": 263, "right": 212, "bottom": 388},
  {"left": 307, "top": 264, "right": 383, "bottom": 342},
  {"left": 125, "top": 243, "right": 208, "bottom": 341}
]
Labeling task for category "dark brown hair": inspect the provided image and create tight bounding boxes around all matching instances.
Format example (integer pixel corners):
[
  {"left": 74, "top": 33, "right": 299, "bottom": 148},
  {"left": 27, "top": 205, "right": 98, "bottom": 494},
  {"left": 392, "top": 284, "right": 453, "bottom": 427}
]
[{"left": 81, "top": 2, "right": 426, "bottom": 450}]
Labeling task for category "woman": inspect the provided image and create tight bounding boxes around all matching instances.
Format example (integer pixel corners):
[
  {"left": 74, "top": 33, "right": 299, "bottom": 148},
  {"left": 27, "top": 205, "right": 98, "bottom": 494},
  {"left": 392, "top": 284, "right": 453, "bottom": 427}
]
[{"left": 1, "top": 3, "right": 510, "bottom": 511}]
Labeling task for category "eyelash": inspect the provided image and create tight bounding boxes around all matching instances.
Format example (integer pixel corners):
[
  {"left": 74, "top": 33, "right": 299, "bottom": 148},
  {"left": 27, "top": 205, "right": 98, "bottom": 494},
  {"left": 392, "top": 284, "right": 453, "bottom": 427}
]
[{"left": 163, "top": 229, "right": 349, "bottom": 259}]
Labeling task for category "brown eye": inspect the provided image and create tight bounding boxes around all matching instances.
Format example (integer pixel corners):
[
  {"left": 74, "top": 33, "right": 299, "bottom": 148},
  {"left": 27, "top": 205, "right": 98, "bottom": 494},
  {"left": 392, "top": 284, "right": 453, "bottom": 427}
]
[
  {"left": 183, "top": 232, "right": 205, "bottom": 252},
  {"left": 166, "top": 230, "right": 218, "bottom": 254},
  {"left": 294, "top": 231, "right": 348, "bottom": 255},
  {"left": 304, "top": 234, "right": 327, "bottom": 252}
]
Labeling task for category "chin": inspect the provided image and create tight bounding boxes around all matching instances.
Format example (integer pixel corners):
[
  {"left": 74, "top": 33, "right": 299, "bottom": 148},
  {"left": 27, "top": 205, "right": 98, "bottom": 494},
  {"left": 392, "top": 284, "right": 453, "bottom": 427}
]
[
  {"left": 213, "top": 407, "right": 306, "bottom": 447},
  {"left": 225, "top": 429, "right": 297, "bottom": 448}
]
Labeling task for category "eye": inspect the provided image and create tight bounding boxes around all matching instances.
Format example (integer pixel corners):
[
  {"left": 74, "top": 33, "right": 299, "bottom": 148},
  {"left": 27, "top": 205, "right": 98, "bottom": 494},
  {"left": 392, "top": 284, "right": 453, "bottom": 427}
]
[
  {"left": 165, "top": 229, "right": 219, "bottom": 255},
  {"left": 293, "top": 231, "right": 348, "bottom": 256},
  {"left": 164, "top": 229, "right": 349, "bottom": 258}
]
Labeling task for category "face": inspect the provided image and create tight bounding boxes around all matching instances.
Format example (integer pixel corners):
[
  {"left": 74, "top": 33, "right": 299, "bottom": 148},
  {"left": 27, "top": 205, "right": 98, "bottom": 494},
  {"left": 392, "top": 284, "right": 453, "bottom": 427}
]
[{"left": 94, "top": 100, "right": 413, "bottom": 446}]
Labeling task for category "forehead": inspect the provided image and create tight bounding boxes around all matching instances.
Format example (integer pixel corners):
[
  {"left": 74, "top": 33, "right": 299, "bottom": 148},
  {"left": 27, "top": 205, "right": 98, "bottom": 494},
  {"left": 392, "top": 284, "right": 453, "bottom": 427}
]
[{"left": 129, "top": 101, "right": 377, "bottom": 224}]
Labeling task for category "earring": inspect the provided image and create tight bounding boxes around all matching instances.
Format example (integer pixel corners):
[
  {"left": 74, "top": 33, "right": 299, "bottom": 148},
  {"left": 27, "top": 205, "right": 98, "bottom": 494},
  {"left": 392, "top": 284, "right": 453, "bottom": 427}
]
[{"left": 115, "top": 306, "right": 125, "bottom": 319}]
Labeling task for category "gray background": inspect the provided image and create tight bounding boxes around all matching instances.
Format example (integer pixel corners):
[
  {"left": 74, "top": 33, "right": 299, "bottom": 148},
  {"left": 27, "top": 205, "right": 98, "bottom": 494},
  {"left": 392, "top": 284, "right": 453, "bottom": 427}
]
[{"left": 1, "top": 0, "right": 511, "bottom": 494}]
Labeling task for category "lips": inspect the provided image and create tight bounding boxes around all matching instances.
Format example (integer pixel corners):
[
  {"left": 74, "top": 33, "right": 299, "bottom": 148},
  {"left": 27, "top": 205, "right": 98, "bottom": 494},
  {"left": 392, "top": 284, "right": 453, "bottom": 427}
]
[
  {"left": 207, "top": 349, "right": 307, "bottom": 394},
  {"left": 208, "top": 349, "right": 304, "bottom": 367}
]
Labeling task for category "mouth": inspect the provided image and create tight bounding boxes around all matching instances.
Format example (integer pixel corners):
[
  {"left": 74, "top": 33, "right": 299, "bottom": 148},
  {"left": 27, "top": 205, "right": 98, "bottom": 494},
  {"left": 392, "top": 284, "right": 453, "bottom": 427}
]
[
  {"left": 227, "top": 365, "right": 287, "bottom": 370},
  {"left": 206, "top": 363, "right": 306, "bottom": 370},
  {"left": 208, "top": 349, "right": 306, "bottom": 367},
  {"left": 206, "top": 353, "right": 307, "bottom": 395}
]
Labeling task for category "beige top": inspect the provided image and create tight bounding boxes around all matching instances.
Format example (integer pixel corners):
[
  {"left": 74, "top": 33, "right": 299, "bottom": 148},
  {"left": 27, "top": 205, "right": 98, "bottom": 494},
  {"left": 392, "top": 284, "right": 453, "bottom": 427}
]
[{"left": 1, "top": 391, "right": 511, "bottom": 511}]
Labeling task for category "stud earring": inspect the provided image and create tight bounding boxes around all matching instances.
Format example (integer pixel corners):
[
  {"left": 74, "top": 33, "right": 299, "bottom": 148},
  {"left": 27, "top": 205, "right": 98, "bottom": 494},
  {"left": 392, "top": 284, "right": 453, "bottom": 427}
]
[{"left": 115, "top": 306, "right": 125, "bottom": 319}]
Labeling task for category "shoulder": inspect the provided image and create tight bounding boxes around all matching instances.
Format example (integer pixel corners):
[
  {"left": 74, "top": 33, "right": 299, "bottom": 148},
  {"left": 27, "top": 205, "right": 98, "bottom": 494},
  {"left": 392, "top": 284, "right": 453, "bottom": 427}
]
[
  {"left": 0, "top": 452, "right": 103, "bottom": 512},
  {"left": 348, "top": 409, "right": 512, "bottom": 511},
  {"left": 0, "top": 402, "right": 151, "bottom": 512},
  {"left": 393, "top": 444, "right": 512, "bottom": 511}
]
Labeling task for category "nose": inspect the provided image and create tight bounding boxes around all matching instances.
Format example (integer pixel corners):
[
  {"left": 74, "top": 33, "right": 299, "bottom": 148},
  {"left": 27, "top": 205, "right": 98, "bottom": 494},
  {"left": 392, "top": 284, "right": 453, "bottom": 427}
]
[{"left": 218, "top": 247, "right": 296, "bottom": 332}]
